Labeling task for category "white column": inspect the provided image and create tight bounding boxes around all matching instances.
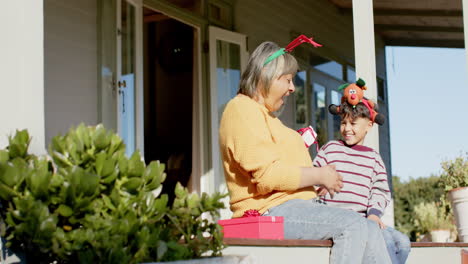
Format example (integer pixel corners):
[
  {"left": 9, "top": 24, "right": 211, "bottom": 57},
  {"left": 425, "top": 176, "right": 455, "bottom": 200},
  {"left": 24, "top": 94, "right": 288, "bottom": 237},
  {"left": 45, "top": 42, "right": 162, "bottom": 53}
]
[
  {"left": 352, "top": 0, "right": 379, "bottom": 151},
  {"left": 464, "top": 0, "right": 468, "bottom": 75},
  {"left": 0, "top": 1, "right": 45, "bottom": 155},
  {"left": 352, "top": 0, "right": 395, "bottom": 227}
]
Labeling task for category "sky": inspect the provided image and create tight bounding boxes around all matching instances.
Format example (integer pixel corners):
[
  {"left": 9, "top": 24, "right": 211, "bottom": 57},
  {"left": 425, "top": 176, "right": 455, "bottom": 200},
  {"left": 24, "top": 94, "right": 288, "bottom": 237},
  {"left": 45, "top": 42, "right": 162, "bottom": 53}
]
[{"left": 386, "top": 47, "right": 468, "bottom": 182}]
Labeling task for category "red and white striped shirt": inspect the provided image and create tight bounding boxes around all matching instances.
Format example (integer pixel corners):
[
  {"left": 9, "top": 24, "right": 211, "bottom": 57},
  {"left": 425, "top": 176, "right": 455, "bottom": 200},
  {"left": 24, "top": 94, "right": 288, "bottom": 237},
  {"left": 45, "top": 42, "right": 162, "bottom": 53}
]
[{"left": 313, "top": 140, "right": 391, "bottom": 217}]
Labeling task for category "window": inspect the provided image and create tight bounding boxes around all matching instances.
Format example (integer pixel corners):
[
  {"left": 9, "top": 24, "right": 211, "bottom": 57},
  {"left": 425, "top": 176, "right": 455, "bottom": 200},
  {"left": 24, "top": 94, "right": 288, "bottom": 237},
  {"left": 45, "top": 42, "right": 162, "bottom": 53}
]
[
  {"left": 347, "top": 65, "right": 356, "bottom": 82},
  {"left": 331, "top": 90, "right": 342, "bottom": 140},
  {"left": 310, "top": 54, "right": 343, "bottom": 80},
  {"left": 216, "top": 40, "right": 241, "bottom": 123},
  {"left": 312, "top": 82, "right": 328, "bottom": 147},
  {"left": 294, "top": 71, "right": 307, "bottom": 129},
  {"left": 377, "top": 78, "right": 386, "bottom": 101}
]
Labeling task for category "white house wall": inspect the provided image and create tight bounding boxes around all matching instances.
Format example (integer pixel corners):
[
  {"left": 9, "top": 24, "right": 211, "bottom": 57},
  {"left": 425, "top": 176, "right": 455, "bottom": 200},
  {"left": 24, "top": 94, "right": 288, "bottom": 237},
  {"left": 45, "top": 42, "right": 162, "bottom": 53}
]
[
  {"left": 234, "top": 0, "right": 356, "bottom": 68},
  {"left": 44, "top": 0, "right": 99, "bottom": 144},
  {"left": 0, "top": 1, "right": 45, "bottom": 155},
  {"left": 234, "top": 0, "right": 387, "bottom": 78}
]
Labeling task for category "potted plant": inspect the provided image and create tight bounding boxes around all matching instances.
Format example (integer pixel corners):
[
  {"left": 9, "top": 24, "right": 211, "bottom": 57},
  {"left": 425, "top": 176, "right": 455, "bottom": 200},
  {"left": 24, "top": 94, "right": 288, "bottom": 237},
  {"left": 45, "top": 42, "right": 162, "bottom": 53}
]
[
  {"left": 413, "top": 201, "right": 454, "bottom": 242},
  {"left": 439, "top": 154, "right": 468, "bottom": 242},
  {"left": 0, "top": 124, "right": 227, "bottom": 263}
]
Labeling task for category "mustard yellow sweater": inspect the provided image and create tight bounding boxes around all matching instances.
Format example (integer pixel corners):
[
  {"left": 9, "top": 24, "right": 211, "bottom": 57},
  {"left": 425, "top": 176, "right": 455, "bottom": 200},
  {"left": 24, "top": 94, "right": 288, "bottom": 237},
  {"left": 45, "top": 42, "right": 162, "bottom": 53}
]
[{"left": 219, "top": 94, "right": 317, "bottom": 218}]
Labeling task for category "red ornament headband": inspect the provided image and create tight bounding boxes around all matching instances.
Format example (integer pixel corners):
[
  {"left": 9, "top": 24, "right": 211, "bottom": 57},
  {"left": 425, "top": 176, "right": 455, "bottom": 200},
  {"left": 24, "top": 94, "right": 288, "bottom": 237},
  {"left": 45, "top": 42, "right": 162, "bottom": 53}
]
[{"left": 328, "top": 78, "right": 385, "bottom": 125}]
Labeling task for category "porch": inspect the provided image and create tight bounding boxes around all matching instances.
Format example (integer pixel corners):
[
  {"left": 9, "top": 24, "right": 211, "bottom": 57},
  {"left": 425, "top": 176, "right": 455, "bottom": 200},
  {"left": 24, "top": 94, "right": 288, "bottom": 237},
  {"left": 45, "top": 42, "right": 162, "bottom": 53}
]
[
  {"left": 222, "top": 238, "right": 468, "bottom": 264},
  {"left": 1, "top": 0, "right": 468, "bottom": 263}
]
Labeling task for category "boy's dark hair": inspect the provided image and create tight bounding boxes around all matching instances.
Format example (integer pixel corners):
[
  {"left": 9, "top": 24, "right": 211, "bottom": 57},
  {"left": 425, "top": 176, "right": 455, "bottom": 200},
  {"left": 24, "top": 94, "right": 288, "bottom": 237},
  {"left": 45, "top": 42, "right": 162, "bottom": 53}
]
[{"left": 339, "top": 100, "right": 375, "bottom": 121}]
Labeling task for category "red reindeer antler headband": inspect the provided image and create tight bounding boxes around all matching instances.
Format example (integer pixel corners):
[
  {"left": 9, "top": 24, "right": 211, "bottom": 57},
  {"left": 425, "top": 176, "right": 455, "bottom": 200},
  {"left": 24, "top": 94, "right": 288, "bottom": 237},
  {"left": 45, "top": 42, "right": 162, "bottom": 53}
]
[{"left": 263, "top": 35, "right": 322, "bottom": 66}]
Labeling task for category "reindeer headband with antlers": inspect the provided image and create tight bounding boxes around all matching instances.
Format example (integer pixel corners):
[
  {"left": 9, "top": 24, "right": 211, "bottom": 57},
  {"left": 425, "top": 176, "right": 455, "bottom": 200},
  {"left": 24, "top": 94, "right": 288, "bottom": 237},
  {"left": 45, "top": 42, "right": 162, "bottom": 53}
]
[{"left": 263, "top": 35, "right": 322, "bottom": 66}]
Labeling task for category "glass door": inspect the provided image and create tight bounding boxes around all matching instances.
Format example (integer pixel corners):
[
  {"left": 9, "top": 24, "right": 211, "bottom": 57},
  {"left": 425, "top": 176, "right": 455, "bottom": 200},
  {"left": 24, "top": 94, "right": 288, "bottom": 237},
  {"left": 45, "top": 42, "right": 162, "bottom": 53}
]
[
  {"left": 208, "top": 26, "right": 247, "bottom": 218},
  {"left": 310, "top": 70, "right": 345, "bottom": 149},
  {"left": 117, "top": 0, "right": 142, "bottom": 157},
  {"left": 99, "top": 0, "right": 142, "bottom": 157},
  {"left": 294, "top": 71, "right": 308, "bottom": 130}
]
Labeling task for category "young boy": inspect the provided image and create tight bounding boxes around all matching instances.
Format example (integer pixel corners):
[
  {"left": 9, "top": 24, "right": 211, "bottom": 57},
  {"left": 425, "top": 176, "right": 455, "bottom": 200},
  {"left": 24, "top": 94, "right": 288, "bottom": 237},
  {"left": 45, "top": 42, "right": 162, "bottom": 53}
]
[{"left": 312, "top": 85, "right": 411, "bottom": 264}]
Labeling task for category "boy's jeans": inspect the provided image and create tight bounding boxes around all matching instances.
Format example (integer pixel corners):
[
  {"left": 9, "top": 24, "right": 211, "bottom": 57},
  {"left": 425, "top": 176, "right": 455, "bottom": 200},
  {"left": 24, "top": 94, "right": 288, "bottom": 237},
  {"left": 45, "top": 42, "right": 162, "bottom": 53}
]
[
  {"left": 266, "top": 199, "right": 392, "bottom": 264},
  {"left": 381, "top": 226, "right": 411, "bottom": 264}
]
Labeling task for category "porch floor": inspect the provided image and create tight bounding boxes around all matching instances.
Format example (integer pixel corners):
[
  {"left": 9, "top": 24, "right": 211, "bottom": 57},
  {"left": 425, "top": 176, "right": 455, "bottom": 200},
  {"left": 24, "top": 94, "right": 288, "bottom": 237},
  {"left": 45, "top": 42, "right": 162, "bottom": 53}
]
[{"left": 223, "top": 238, "right": 468, "bottom": 264}]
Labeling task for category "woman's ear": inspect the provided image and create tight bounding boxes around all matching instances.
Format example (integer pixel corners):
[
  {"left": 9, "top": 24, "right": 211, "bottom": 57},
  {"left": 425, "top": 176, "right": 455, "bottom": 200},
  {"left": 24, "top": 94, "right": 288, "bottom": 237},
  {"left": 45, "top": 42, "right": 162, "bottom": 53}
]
[{"left": 255, "top": 79, "right": 267, "bottom": 98}]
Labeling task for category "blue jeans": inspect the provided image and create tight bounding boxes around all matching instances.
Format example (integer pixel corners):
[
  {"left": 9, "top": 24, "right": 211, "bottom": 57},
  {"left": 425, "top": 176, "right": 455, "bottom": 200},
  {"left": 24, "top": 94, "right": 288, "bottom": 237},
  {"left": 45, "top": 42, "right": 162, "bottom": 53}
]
[
  {"left": 266, "top": 199, "right": 391, "bottom": 264},
  {"left": 381, "top": 226, "right": 411, "bottom": 264}
]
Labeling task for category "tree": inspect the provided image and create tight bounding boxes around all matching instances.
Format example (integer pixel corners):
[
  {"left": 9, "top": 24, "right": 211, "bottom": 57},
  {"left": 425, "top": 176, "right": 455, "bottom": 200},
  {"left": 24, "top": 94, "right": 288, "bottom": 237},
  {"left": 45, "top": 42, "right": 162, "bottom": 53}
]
[{"left": 393, "top": 175, "right": 445, "bottom": 241}]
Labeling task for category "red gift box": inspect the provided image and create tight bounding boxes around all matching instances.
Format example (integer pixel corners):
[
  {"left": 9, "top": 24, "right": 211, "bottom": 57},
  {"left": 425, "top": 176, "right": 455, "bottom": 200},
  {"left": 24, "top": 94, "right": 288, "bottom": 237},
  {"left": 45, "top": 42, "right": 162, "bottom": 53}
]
[{"left": 218, "top": 216, "right": 284, "bottom": 240}]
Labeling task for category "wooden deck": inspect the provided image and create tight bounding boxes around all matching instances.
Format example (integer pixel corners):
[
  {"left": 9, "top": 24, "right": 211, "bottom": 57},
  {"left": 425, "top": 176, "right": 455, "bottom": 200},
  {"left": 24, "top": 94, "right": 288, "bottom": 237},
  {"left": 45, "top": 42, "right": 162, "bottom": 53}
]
[
  {"left": 224, "top": 237, "right": 468, "bottom": 248},
  {"left": 223, "top": 238, "right": 468, "bottom": 264}
]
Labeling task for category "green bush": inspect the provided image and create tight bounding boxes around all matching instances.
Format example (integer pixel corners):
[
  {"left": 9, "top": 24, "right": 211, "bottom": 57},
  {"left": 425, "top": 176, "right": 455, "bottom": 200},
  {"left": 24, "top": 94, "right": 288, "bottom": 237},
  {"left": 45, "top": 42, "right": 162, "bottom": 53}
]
[
  {"left": 413, "top": 201, "right": 453, "bottom": 234},
  {"left": 439, "top": 154, "right": 468, "bottom": 191},
  {"left": 393, "top": 175, "right": 445, "bottom": 241},
  {"left": 0, "top": 124, "right": 225, "bottom": 263}
]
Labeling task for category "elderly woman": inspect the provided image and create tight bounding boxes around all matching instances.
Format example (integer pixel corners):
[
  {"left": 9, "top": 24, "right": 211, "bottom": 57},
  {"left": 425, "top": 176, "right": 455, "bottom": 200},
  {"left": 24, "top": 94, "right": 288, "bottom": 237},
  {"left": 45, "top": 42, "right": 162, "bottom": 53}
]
[{"left": 219, "top": 40, "right": 391, "bottom": 264}]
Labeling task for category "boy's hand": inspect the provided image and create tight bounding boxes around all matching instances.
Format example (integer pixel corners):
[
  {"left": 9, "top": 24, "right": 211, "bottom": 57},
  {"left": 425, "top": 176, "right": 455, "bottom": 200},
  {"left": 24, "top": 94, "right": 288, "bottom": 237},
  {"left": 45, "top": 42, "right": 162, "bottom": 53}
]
[
  {"left": 367, "top": 214, "right": 386, "bottom": 229},
  {"left": 316, "top": 186, "right": 328, "bottom": 196},
  {"left": 319, "top": 165, "right": 343, "bottom": 198}
]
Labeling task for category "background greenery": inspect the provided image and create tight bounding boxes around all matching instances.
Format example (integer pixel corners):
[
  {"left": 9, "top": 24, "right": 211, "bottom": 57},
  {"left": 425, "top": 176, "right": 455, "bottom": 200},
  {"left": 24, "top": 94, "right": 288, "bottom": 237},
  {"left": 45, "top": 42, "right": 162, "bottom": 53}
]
[
  {"left": 394, "top": 155, "right": 467, "bottom": 241},
  {"left": 393, "top": 175, "right": 446, "bottom": 241}
]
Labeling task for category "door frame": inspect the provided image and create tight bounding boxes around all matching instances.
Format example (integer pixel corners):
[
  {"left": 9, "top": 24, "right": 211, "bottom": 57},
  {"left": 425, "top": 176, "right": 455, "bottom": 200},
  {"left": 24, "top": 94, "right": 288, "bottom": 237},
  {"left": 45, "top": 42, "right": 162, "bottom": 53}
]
[{"left": 142, "top": 1, "right": 204, "bottom": 193}]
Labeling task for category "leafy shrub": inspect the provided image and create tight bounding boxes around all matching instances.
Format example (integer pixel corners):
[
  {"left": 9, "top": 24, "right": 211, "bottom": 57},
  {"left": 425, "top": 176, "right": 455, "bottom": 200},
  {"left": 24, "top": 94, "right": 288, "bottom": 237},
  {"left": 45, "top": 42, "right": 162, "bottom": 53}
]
[
  {"left": 393, "top": 175, "right": 445, "bottom": 241},
  {"left": 413, "top": 201, "right": 454, "bottom": 234},
  {"left": 439, "top": 154, "right": 468, "bottom": 191},
  {"left": 0, "top": 124, "right": 225, "bottom": 263}
]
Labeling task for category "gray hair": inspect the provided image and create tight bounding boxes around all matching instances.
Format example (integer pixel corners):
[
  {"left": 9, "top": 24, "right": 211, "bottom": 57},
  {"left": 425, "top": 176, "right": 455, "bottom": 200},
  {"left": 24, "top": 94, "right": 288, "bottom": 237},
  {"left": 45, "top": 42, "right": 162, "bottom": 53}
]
[{"left": 238, "top": 41, "right": 298, "bottom": 98}]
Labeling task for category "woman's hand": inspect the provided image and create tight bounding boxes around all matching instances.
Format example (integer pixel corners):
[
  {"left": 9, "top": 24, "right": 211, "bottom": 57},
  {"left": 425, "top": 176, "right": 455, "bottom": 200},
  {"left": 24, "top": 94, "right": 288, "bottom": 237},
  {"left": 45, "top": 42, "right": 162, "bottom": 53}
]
[
  {"left": 367, "top": 214, "right": 386, "bottom": 229},
  {"left": 300, "top": 165, "right": 343, "bottom": 197},
  {"left": 318, "top": 165, "right": 343, "bottom": 198}
]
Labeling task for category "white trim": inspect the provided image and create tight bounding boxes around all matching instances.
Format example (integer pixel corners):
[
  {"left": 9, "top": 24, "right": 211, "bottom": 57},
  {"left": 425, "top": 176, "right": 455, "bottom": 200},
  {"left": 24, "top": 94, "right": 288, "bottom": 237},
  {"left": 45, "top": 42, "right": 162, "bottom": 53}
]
[
  {"left": 191, "top": 26, "right": 203, "bottom": 193},
  {"left": 209, "top": 27, "right": 249, "bottom": 70},
  {"left": 133, "top": 0, "right": 145, "bottom": 155},
  {"left": 116, "top": 0, "right": 122, "bottom": 136},
  {"left": 142, "top": 2, "right": 201, "bottom": 30},
  {"left": 351, "top": 0, "right": 379, "bottom": 151},
  {"left": 207, "top": 26, "right": 247, "bottom": 195},
  {"left": 0, "top": 1, "right": 45, "bottom": 155}
]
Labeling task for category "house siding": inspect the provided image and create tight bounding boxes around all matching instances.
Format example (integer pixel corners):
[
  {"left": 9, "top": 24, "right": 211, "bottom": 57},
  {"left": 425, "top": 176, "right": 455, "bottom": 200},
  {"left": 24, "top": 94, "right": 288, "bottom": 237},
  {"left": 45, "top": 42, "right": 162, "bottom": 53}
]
[
  {"left": 233, "top": 0, "right": 392, "bottom": 177},
  {"left": 44, "top": 0, "right": 99, "bottom": 144},
  {"left": 234, "top": 0, "right": 355, "bottom": 63}
]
